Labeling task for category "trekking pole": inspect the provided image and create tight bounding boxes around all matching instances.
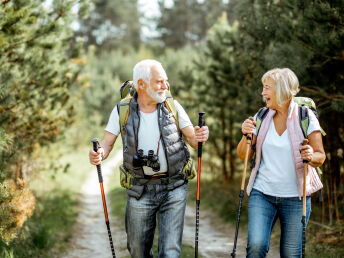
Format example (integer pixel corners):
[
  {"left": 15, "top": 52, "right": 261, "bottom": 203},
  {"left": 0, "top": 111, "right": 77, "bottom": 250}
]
[
  {"left": 302, "top": 139, "right": 309, "bottom": 258},
  {"left": 195, "top": 112, "right": 205, "bottom": 258},
  {"left": 91, "top": 138, "right": 116, "bottom": 258},
  {"left": 231, "top": 117, "right": 254, "bottom": 258}
]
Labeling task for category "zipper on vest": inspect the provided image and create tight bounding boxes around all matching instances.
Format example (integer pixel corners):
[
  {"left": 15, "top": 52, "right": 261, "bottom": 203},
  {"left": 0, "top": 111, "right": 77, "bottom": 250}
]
[
  {"left": 134, "top": 102, "right": 140, "bottom": 151},
  {"left": 122, "top": 125, "right": 128, "bottom": 153},
  {"left": 158, "top": 104, "right": 170, "bottom": 174},
  {"left": 133, "top": 100, "right": 144, "bottom": 177}
]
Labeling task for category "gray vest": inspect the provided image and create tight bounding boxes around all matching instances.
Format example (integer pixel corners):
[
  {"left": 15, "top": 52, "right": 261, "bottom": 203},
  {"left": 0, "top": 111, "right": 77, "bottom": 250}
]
[{"left": 120, "top": 93, "right": 189, "bottom": 180}]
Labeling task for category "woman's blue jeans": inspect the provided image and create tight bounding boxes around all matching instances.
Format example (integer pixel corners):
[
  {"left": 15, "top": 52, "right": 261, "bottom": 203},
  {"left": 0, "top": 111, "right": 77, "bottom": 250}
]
[
  {"left": 247, "top": 188, "right": 311, "bottom": 258},
  {"left": 125, "top": 183, "right": 188, "bottom": 258}
]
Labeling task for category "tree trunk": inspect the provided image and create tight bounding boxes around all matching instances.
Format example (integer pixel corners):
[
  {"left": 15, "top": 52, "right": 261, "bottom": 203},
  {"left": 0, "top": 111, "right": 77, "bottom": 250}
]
[
  {"left": 334, "top": 182, "right": 341, "bottom": 222},
  {"left": 220, "top": 106, "right": 230, "bottom": 184},
  {"left": 221, "top": 151, "right": 230, "bottom": 183},
  {"left": 326, "top": 180, "right": 333, "bottom": 225}
]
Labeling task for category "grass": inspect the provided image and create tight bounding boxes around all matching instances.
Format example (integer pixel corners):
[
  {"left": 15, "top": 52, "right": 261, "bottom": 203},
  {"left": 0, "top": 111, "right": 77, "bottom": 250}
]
[
  {"left": 305, "top": 221, "right": 344, "bottom": 258},
  {"left": 0, "top": 143, "right": 93, "bottom": 258},
  {"left": 108, "top": 160, "right": 199, "bottom": 258}
]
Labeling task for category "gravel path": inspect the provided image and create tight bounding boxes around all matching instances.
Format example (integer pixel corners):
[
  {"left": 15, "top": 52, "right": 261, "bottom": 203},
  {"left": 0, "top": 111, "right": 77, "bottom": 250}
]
[{"left": 64, "top": 152, "right": 278, "bottom": 258}]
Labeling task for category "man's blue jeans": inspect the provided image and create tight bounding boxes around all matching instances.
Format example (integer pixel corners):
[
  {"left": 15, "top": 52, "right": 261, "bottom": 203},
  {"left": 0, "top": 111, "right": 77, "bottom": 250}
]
[
  {"left": 125, "top": 183, "right": 188, "bottom": 258},
  {"left": 247, "top": 188, "right": 311, "bottom": 258}
]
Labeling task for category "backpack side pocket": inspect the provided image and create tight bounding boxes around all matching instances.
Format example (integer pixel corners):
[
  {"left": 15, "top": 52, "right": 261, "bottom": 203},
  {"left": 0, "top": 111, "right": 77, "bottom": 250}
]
[
  {"left": 119, "top": 164, "right": 134, "bottom": 189},
  {"left": 182, "top": 158, "right": 196, "bottom": 180}
]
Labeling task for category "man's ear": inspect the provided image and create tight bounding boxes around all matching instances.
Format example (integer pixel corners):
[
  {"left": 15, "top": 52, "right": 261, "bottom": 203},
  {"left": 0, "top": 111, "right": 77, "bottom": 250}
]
[{"left": 137, "top": 79, "right": 146, "bottom": 90}]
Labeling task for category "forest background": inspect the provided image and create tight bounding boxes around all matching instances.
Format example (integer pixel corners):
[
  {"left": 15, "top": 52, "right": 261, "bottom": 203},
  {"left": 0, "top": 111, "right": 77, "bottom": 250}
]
[{"left": 0, "top": 0, "right": 343, "bottom": 257}]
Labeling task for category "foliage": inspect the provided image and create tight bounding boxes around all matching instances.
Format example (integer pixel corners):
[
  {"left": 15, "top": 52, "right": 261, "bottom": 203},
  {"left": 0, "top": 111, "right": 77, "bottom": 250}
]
[
  {"left": 156, "top": 0, "right": 230, "bottom": 48},
  {"left": 0, "top": 143, "right": 92, "bottom": 257},
  {"left": 0, "top": 180, "right": 35, "bottom": 244},
  {"left": 81, "top": 46, "right": 153, "bottom": 125},
  {"left": 178, "top": 16, "right": 257, "bottom": 182},
  {"left": 0, "top": 0, "right": 88, "bottom": 242},
  {"left": 77, "top": 0, "right": 140, "bottom": 51},
  {"left": 158, "top": 45, "right": 196, "bottom": 98},
  {"left": 0, "top": 192, "right": 78, "bottom": 258}
]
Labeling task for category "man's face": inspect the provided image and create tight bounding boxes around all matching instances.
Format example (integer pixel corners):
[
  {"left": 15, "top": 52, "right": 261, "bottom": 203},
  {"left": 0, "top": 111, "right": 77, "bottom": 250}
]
[{"left": 146, "top": 65, "right": 168, "bottom": 103}]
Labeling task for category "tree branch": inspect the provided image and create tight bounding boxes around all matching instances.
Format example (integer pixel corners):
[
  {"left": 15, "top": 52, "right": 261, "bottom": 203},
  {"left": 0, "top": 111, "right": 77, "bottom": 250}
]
[
  {"left": 301, "top": 86, "right": 344, "bottom": 101},
  {"left": 295, "top": 38, "right": 344, "bottom": 62}
]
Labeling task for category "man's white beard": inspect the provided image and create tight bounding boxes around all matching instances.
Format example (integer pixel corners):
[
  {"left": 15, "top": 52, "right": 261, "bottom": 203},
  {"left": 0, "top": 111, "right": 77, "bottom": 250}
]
[{"left": 146, "top": 83, "right": 166, "bottom": 103}]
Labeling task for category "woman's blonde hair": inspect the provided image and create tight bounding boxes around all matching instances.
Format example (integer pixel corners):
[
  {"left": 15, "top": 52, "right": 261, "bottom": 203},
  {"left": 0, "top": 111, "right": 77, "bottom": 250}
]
[{"left": 261, "top": 68, "right": 300, "bottom": 106}]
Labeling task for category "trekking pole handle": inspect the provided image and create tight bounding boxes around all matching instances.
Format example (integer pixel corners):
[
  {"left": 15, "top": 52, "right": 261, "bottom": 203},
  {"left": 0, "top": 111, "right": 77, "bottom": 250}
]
[
  {"left": 198, "top": 112, "right": 205, "bottom": 158},
  {"left": 302, "top": 139, "right": 309, "bottom": 163},
  {"left": 91, "top": 138, "right": 103, "bottom": 183},
  {"left": 243, "top": 117, "right": 254, "bottom": 139}
]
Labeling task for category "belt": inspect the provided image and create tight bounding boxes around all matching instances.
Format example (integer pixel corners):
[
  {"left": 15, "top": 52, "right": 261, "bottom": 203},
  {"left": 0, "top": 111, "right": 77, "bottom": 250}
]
[
  {"left": 132, "top": 173, "right": 186, "bottom": 190},
  {"left": 144, "top": 172, "right": 168, "bottom": 179}
]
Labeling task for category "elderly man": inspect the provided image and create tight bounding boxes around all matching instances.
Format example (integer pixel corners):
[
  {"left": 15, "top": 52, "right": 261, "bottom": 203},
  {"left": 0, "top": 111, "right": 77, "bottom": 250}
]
[{"left": 89, "top": 59, "right": 209, "bottom": 258}]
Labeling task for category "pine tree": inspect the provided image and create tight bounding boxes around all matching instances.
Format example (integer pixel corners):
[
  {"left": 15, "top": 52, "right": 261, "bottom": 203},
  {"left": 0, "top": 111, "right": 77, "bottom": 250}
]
[
  {"left": 0, "top": 0, "right": 88, "bottom": 242},
  {"left": 181, "top": 15, "right": 253, "bottom": 182},
  {"left": 77, "top": 0, "right": 141, "bottom": 51},
  {"left": 156, "top": 0, "right": 228, "bottom": 48}
]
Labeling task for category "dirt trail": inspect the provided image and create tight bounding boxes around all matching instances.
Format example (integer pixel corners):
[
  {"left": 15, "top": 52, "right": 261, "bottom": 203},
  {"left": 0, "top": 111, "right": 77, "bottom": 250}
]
[
  {"left": 64, "top": 152, "right": 278, "bottom": 258},
  {"left": 64, "top": 152, "right": 129, "bottom": 258},
  {"left": 183, "top": 205, "right": 279, "bottom": 258},
  {"left": 183, "top": 206, "right": 244, "bottom": 257}
]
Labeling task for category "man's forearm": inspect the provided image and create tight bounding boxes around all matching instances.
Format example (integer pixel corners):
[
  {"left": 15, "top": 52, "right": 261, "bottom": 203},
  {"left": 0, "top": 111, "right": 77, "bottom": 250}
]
[
  {"left": 189, "top": 138, "right": 206, "bottom": 150},
  {"left": 100, "top": 141, "right": 113, "bottom": 160}
]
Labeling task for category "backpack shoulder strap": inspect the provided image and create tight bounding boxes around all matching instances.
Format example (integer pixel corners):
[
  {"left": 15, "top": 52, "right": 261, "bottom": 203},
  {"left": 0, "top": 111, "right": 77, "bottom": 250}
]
[
  {"left": 256, "top": 107, "right": 269, "bottom": 136},
  {"left": 164, "top": 96, "right": 180, "bottom": 132},
  {"left": 118, "top": 96, "right": 132, "bottom": 135},
  {"left": 298, "top": 105, "right": 309, "bottom": 139},
  {"left": 298, "top": 105, "right": 326, "bottom": 138}
]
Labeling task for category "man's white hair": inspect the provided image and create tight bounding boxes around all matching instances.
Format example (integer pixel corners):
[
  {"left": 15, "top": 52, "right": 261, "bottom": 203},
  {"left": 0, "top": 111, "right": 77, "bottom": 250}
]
[
  {"left": 133, "top": 59, "right": 163, "bottom": 89},
  {"left": 261, "top": 68, "right": 300, "bottom": 106}
]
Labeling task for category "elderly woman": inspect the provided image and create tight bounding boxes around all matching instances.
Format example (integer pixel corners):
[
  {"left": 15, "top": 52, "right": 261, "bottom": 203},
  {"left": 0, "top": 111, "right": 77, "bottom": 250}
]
[{"left": 237, "top": 68, "right": 326, "bottom": 257}]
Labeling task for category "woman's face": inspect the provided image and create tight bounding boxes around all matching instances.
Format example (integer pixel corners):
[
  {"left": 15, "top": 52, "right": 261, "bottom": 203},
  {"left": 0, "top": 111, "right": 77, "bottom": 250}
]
[{"left": 261, "top": 77, "right": 277, "bottom": 109}]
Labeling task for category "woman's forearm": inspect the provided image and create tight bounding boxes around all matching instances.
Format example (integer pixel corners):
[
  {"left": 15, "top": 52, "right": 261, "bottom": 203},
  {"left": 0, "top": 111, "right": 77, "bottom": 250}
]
[
  {"left": 309, "top": 151, "right": 326, "bottom": 167},
  {"left": 237, "top": 135, "right": 254, "bottom": 161}
]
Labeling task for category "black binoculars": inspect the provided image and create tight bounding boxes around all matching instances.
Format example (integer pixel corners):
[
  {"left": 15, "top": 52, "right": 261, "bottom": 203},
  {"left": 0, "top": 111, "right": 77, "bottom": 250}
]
[{"left": 133, "top": 149, "right": 160, "bottom": 172}]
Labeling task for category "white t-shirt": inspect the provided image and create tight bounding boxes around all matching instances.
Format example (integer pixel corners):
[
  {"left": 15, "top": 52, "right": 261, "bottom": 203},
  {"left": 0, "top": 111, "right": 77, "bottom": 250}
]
[
  {"left": 253, "top": 108, "right": 321, "bottom": 197},
  {"left": 105, "top": 100, "right": 192, "bottom": 175}
]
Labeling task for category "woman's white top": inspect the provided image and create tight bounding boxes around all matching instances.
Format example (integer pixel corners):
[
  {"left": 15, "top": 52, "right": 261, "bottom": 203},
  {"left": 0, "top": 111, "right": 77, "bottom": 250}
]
[
  {"left": 253, "top": 109, "right": 321, "bottom": 197},
  {"left": 105, "top": 100, "right": 192, "bottom": 175}
]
